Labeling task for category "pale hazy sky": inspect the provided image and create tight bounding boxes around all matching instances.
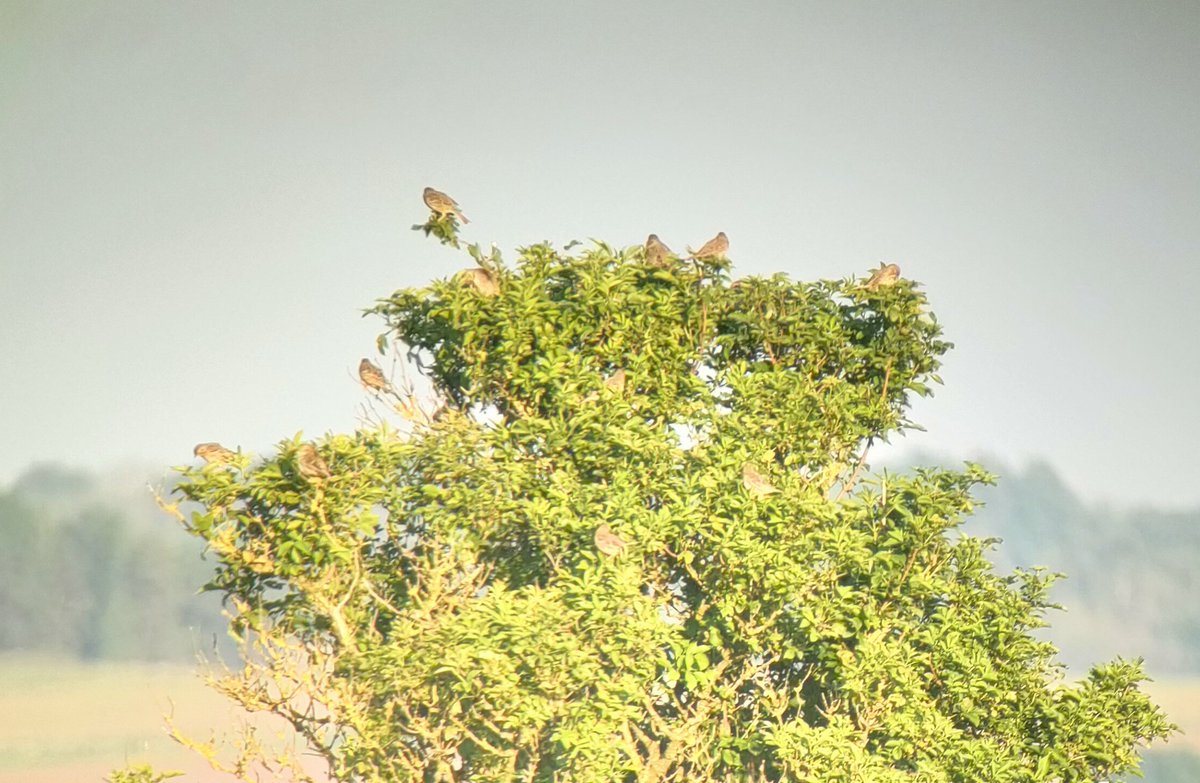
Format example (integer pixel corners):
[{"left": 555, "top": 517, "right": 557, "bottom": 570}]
[{"left": 2, "top": 2, "right": 1198, "bottom": 507}]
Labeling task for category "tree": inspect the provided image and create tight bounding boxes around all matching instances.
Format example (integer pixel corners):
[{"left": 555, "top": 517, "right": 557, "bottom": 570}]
[
  {"left": 165, "top": 223, "right": 1173, "bottom": 782},
  {"left": 0, "top": 471, "right": 227, "bottom": 662}
]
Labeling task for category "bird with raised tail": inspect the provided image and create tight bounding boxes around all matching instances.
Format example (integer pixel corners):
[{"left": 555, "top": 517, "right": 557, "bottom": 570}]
[{"left": 423, "top": 187, "right": 470, "bottom": 224}]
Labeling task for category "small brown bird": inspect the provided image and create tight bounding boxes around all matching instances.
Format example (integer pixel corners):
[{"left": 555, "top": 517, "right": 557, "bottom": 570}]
[
  {"left": 461, "top": 267, "right": 500, "bottom": 297},
  {"left": 742, "top": 463, "right": 779, "bottom": 498},
  {"left": 863, "top": 263, "right": 901, "bottom": 291},
  {"left": 687, "top": 231, "right": 729, "bottom": 260},
  {"left": 194, "top": 442, "right": 236, "bottom": 465},
  {"left": 603, "top": 368, "right": 627, "bottom": 393},
  {"left": 644, "top": 234, "right": 674, "bottom": 268},
  {"left": 359, "top": 358, "right": 392, "bottom": 394},
  {"left": 594, "top": 524, "right": 627, "bottom": 557},
  {"left": 296, "top": 443, "right": 332, "bottom": 480},
  {"left": 423, "top": 187, "right": 469, "bottom": 224}
]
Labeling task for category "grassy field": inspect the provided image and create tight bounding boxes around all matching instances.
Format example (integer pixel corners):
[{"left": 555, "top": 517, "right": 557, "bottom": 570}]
[{"left": 0, "top": 654, "right": 1196, "bottom": 782}]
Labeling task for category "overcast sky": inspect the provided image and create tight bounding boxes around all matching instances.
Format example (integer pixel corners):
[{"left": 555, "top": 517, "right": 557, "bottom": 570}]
[{"left": 2, "top": 1, "right": 1198, "bottom": 508}]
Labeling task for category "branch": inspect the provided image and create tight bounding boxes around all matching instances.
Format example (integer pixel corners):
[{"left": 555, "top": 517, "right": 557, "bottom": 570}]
[
  {"left": 833, "top": 359, "right": 894, "bottom": 501},
  {"left": 834, "top": 437, "right": 873, "bottom": 501}
]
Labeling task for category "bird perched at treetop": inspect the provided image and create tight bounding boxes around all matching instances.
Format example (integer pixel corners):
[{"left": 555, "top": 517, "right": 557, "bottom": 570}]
[
  {"left": 194, "top": 442, "right": 236, "bottom": 465},
  {"left": 460, "top": 267, "right": 500, "bottom": 297},
  {"left": 359, "top": 358, "right": 392, "bottom": 394},
  {"left": 423, "top": 187, "right": 469, "bottom": 224},
  {"left": 296, "top": 443, "right": 332, "bottom": 480},
  {"left": 644, "top": 234, "right": 674, "bottom": 268},
  {"left": 687, "top": 231, "right": 729, "bottom": 260},
  {"left": 863, "top": 263, "right": 901, "bottom": 291}
]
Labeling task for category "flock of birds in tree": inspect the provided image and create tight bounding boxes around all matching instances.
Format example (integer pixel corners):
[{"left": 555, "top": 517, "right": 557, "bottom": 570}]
[
  {"left": 422, "top": 187, "right": 900, "bottom": 295},
  {"left": 193, "top": 187, "right": 904, "bottom": 558}
]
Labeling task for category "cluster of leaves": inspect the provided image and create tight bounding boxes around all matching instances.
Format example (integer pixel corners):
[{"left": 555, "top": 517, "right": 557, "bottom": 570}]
[
  {"left": 171, "top": 238, "right": 1172, "bottom": 782},
  {"left": 105, "top": 764, "right": 182, "bottom": 783},
  {"left": 413, "top": 212, "right": 466, "bottom": 249}
]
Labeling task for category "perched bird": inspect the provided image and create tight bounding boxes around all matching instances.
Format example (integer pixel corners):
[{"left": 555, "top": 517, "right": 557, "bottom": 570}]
[
  {"left": 359, "top": 358, "right": 392, "bottom": 394},
  {"left": 644, "top": 234, "right": 674, "bottom": 268},
  {"left": 742, "top": 463, "right": 779, "bottom": 498},
  {"left": 296, "top": 443, "right": 332, "bottom": 480},
  {"left": 594, "top": 524, "right": 627, "bottom": 557},
  {"left": 687, "top": 231, "right": 729, "bottom": 260},
  {"left": 194, "top": 442, "right": 236, "bottom": 465},
  {"left": 423, "top": 187, "right": 470, "bottom": 224},
  {"left": 461, "top": 267, "right": 500, "bottom": 297},
  {"left": 603, "top": 368, "right": 627, "bottom": 394},
  {"left": 863, "top": 263, "right": 901, "bottom": 291}
]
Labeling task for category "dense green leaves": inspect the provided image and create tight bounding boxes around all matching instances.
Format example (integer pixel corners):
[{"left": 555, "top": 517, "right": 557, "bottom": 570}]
[{"left": 173, "top": 239, "right": 1172, "bottom": 782}]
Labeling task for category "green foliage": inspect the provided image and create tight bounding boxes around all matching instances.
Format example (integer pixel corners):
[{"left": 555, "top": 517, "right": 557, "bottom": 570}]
[
  {"left": 951, "top": 459, "right": 1200, "bottom": 674},
  {"left": 173, "top": 239, "right": 1173, "bottom": 782},
  {"left": 413, "top": 212, "right": 466, "bottom": 249}
]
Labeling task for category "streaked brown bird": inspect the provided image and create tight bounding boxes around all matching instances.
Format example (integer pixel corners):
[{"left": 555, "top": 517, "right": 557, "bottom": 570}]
[
  {"left": 194, "top": 442, "right": 236, "bottom": 465},
  {"left": 687, "top": 231, "right": 729, "bottom": 260},
  {"left": 603, "top": 368, "right": 627, "bottom": 394},
  {"left": 742, "top": 463, "right": 779, "bottom": 497},
  {"left": 461, "top": 267, "right": 500, "bottom": 297},
  {"left": 863, "top": 263, "right": 901, "bottom": 291},
  {"left": 358, "top": 358, "right": 392, "bottom": 394},
  {"left": 423, "top": 187, "right": 470, "bottom": 224},
  {"left": 644, "top": 234, "right": 674, "bottom": 268},
  {"left": 594, "top": 524, "right": 627, "bottom": 557},
  {"left": 296, "top": 443, "right": 331, "bottom": 480}
]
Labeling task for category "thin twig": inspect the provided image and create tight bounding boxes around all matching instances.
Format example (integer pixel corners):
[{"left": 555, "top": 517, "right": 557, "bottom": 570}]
[
  {"left": 361, "top": 578, "right": 404, "bottom": 617},
  {"left": 834, "top": 359, "right": 894, "bottom": 501}
]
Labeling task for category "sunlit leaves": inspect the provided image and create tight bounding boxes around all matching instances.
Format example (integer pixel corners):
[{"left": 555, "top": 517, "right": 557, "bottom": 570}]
[{"left": 170, "top": 235, "right": 1172, "bottom": 783}]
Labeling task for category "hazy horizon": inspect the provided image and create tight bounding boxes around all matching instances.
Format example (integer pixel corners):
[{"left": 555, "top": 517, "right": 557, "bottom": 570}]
[{"left": 3, "top": 2, "right": 1198, "bottom": 507}]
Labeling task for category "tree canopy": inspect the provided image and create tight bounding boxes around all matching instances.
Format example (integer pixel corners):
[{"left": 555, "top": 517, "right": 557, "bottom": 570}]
[{"left": 165, "top": 221, "right": 1172, "bottom": 783}]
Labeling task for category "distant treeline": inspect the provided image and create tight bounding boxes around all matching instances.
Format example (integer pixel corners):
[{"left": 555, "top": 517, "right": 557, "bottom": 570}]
[
  {"left": 1, "top": 458, "right": 1197, "bottom": 672},
  {"left": 0, "top": 464, "right": 226, "bottom": 661},
  {"left": 900, "top": 454, "right": 1200, "bottom": 675}
]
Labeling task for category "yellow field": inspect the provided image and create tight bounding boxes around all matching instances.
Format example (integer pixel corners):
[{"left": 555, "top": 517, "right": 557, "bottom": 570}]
[
  {"left": 1144, "top": 677, "right": 1200, "bottom": 752},
  {"left": 0, "top": 654, "right": 1195, "bottom": 781},
  {"left": 0, "top": 654, "right": 321, "bottom": 783}
]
